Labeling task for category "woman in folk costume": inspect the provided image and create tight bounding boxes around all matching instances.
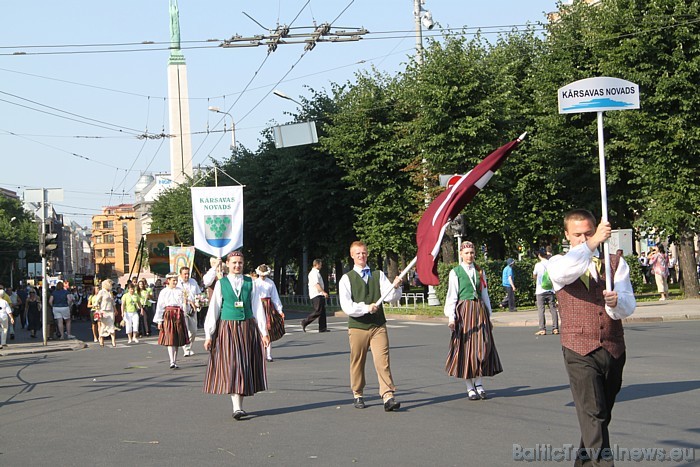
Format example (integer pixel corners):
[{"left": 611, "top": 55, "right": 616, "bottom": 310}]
[
  {"left": 95, "top": 279, "right": 118, "bottom": 348},
  {"left": 154, "top": 272, "right": 189, "bottom": 369},
  {"left": 203, "top": 251, "right": 269, "bottom": 421},
  {"left": 444, "top": 241, "right": 503, "bottom": 401},
  {"left": 254, "top": 264, "right": 285, "bottom": 362}
]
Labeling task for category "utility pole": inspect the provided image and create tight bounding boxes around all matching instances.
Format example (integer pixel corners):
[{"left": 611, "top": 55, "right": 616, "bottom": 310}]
[{"left": 26, "top": 188, "right": 63, "bottom": 345}]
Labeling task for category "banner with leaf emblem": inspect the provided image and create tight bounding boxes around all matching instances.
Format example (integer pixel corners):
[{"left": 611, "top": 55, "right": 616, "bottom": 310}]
[
  {"left": 191, "top": 186, "right": 243, "bottom": 257},
  {"left": 146, "top": 232, "right": 176, "bottom": 275}
]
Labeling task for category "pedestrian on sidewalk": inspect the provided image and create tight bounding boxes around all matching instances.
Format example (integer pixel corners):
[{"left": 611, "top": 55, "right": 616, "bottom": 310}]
[
  {"left": 203, "top": 251, "right": 268, "bottom": 420},
  {"left": 154, "top": 272, "right": 189, "bottom": 369},
  {"left": 444, "top": 241, "right": 502, "bottom": 401},
  {"left": 254, "top": 264, "right": 285, "bottom": 362},
  {"left": 49, "top": 281, "right": 75, "bottom": 339},
  {"left": 0, "top": 293, "right": 14, "bottom": 349},
  {"left": 24, "top": 290, "right": 41, "bottom": 338},
  {"left": 137, "top": 279, "right": 154, "bottom": 337},
  {"left": 649, "top": 245, "right": 669, "bottom": 301},
  {"left": 499, "top": 259, "right": 517, "bottom": 312},
  {"left": 338, "top": 241, "right": 403, "bottom": 411},
  {"left": 301, "top": 259, "right": 329, "bottom": 332},
  {"left": 547, "top": 209, "right": 636, "bottom": 466},
  {"left": 533, "top": 248, "right": 558, "bottom": 336},
  {"left": 94, "top": 279, "right": 117, "bottom": 348}
]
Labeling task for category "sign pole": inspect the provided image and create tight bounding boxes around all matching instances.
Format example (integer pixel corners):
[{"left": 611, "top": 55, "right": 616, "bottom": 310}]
[
  {"left": 558, "top": 77, "right": 640, "bottom": 293},
  {"left": 596, "top": 111, "right": 612, "bottom": 291}
]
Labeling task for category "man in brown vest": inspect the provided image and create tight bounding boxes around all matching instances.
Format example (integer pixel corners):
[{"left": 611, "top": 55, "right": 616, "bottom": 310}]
[
  {"left": 338, "top": 241, "right": 403, "bottom": 411},
  {"left": 548, "top": 209, "right": 636, "bottom": 466}
]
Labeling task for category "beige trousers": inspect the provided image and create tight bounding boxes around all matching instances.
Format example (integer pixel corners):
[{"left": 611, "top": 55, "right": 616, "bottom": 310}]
[{"left": 348, "top": 325, "right": 396, "bottom": 399}]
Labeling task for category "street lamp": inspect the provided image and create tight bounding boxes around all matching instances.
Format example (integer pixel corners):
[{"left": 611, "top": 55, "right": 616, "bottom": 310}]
[
  {"left": 208, "top": 106, "right": 236, "bottom": 150},
  {"left": 273, "top": 89, "right": 303, "bottom": 106}
]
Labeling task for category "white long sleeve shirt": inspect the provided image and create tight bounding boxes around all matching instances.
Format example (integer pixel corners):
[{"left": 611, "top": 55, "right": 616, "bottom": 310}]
[
  {"left": 443, "top": 264, "right": 492, "bottom": 320},
  {"left": 202, "top": 265, "right": 221, "bottom": 288},
  {"left": 204, "top": 274, "right": 267, "bottom": 339},
  {"left": 177, "top": 278, "right": 201, "bottom": 314},
  {"left": 154, "top": 286, "right": 185, "bottom": 323},
  {"left": 339, "top": 266, "right": 402, "bottom": 318},
  {"left": 255, "top": 277, "right": 283, "bottom": 313},
  {"left": 547, "top": 243, "right": 636, "bottom": 320}
]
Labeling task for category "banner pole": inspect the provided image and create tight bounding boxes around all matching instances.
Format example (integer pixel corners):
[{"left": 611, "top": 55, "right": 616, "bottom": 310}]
[
  {"left": 597, "top": 111, "right": 612, "bottom": 292},
  {"left": 374, "top": 256, "right": 418, "bottom": 307}
]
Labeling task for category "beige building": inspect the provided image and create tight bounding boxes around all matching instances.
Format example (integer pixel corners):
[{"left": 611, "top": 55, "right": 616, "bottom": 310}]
[{"left": 92, "top": 204, "right": 140, "bottom": 280}]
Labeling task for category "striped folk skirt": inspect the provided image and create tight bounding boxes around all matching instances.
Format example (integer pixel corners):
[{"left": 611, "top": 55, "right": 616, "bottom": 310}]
[
  {"left": 445, "top": 299, "right": 503, "bottom": 379},
  {"left": 261, "top": 297, "right": 285, "bottom": 342},
  {"left": 158, "top": 306, "right": 190, "bottom": 347},
  {"left": 203, "top": 318, "right": 268, "bottom": 396}
]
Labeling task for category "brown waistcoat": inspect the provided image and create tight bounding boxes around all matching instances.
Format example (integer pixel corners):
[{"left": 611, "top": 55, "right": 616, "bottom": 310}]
[{"left": 555, "top": 254, "right": 625, "bottom": 358}]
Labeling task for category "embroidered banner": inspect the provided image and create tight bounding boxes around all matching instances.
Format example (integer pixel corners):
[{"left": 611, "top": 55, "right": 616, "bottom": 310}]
[
  {"left": 191, "top": 186, "right": 243, "bottom": 257},
  {"left": 169, "top": 246, "right": 195, "bottom": 274},
  {"left": 146, "top": 232, "right": 176, "bottom": 275}
]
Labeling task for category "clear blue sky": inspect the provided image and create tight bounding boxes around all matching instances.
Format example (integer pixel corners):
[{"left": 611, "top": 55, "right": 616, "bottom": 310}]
[{"left": 0, "top": 0, "right": 556, "bottom": 226}]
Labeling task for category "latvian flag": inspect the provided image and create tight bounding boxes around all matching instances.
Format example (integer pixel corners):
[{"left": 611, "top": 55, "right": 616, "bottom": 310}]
[{"left": 415, "top": 134, "right": 525, "bottom": 286}]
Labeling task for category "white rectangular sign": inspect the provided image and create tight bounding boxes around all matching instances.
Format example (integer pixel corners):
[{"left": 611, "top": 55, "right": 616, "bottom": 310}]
[
  {"left": 558, "top": 77, "right": 639, "bottom": 114},
  {"left": 273, "top": 121, "right": 318, "bottom": 148},
  {"left": 191, "top": 186, "right": 243, "bottom": 258}
]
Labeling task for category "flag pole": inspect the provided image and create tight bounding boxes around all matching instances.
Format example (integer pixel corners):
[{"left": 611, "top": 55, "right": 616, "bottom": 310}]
[
  {"left": 597, "top": 111, "right": 612, "bottom": 292},
  {"left": 374, "top": 256, "right": 417, "bottom": 307}
]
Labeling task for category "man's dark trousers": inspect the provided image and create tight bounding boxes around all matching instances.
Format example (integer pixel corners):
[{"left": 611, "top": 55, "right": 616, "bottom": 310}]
[
  {"left": 563, "top": 347, "right": 625, "bottom": 467},
  {"left": 303, "top": 296, "right": 327, "bottom": 331}
]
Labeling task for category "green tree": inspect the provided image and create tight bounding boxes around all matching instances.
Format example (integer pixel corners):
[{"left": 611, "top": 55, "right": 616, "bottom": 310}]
[
  {"left": 321, "top": 71, "right": 420, "bottom": 277},
  {"left": 0, "top": 196, "right": 39, "bottom": 284},
  {"left": 149, "top": 180, "right": 194, "bottom": 244},
  {"left": 539, "top": 0, "right": 700, "bottom": 297}
]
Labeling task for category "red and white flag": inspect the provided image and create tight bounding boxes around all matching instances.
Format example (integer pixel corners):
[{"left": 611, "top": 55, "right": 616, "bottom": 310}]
[{"left": 415, "top": 134, "right": 525, "bottom": 285}]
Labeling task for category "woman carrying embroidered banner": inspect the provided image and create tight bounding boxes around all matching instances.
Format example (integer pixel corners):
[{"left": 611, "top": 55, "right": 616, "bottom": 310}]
[
  {"left": 154, "top": 272, "right": 189, "bottom": 369},
  {"left": 444, "top": 241, "right": 503, "bottom": 401},
  {"left": 254, "top": 264, "right": 285, "bottom": 362},
  {"left": 203, "top": 251, "right": 269, "bottom": 420}
]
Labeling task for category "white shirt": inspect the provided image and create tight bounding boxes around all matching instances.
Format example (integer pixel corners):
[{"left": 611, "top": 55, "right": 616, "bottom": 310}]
[
  {"left": 308, "top": 267, "right": 324, "bottom": 299},
  {"left": 443, "top": 263, "right": 492, "bottom": 320},
  {"left": 177, "top": 277, "right": 201, "bottom": 314},
  {"left": 0, "top": 298, "right": 11, "bottom": 319},
  {"left": 204, "top": 274, "right": 267, "bottom": 339},
  {"left": 202, "top": 265, "right": 221, "bottom": 288},
  {"left": 547, "top": 243, "right": 636, "bottom": 320},
  {"left": 338, "top": 265, "right": 402, "bottom": 318},
  {"left": 153, "top": 286, "right": 185, "bottom": 323},
  {"left": 255, "top": 277, "right": 283, "bottom": 312},
  {"left": 533, "top": 259, "right": 553, "bottom": 295}
]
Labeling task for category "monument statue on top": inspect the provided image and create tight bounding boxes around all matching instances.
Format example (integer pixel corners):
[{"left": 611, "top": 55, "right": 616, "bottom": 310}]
[{"left": 168, "top": 0, "right": 185, "bottom": 64}]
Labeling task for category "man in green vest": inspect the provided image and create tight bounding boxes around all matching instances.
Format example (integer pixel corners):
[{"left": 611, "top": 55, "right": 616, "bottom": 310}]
[{"left": 338, "top": 241, "right": 403, "bottom": 411}]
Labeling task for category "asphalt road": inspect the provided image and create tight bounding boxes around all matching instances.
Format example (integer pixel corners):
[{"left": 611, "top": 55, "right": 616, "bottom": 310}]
[{"left": 1, "top": 317, "right": 699, "bottom": 466}]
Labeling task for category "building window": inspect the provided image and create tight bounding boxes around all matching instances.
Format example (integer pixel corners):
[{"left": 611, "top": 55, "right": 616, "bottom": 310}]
[
  {"left": 103, "top": 220, "right": 114, "bottom": 229},
  {"left": 103, "top": 234, "right": 114, "bottom": 243},
  {"left": 105, "top": 249, "right": 115, "bottom": 258}
]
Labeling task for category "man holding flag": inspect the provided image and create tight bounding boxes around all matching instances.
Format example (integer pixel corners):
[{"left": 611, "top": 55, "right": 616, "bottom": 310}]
[{"left": 339, "top": 241, "right": 403, "bottom": 412}]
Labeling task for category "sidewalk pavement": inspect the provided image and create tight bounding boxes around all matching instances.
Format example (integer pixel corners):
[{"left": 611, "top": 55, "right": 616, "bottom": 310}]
[{"left": 2, "top": 299, "right": 699, "bottom": 357}]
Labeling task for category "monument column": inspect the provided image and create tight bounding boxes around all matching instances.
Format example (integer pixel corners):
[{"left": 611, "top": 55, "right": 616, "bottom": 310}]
[{"left": 167, "top": 0, "right": 193, "bottom": 184}]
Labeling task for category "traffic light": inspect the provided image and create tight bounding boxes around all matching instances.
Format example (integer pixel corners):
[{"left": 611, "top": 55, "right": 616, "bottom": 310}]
[{"left": 41, "top": 232, "right": 58, "bottom": 257}]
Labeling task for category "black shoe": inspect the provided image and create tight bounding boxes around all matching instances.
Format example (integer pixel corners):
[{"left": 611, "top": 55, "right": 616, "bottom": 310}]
[
  {"left": 10, "top": 334, "right": 14, "bottom": 340},
  {"left": 301, "top": 322, "right": 307, "bottom": 333},
  {"left": 319, "top": 328, "right": 331, "bottom": 333},
  {"left": 383, "top": 397, "right": 401, "bottom": 412},
  {"left": 475, "top": 385, "right": 488, "bottom": 400},
  {"left": 353, "top": 397, "right": 365, "bottom": 409},
  {"left": 232, "top": 410, "right": 247, "bottom": 420}
]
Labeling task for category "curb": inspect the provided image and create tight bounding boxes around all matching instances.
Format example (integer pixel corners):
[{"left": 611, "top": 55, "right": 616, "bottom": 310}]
[{"left": 0, "top": 340, "right": 88, "bottom": 357}]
